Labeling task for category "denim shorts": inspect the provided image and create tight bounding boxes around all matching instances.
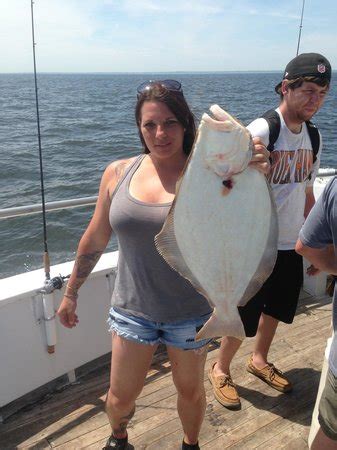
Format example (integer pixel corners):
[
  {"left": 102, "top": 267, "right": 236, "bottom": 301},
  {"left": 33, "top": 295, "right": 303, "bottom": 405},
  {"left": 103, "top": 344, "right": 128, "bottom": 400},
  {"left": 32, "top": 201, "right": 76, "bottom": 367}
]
[{"left": 108, "top": 307, "right": 212, "bottom": 350}]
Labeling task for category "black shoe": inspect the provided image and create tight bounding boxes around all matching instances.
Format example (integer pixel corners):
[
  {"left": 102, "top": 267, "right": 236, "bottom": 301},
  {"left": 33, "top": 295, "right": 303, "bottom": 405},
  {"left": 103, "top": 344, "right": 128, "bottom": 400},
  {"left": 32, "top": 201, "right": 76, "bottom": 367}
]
[
  {"left": 182, "top": 440, "right": 200, "bottom": 450},
  {"left": 103, "top": 434, "right": 128, "bottom": 450}
]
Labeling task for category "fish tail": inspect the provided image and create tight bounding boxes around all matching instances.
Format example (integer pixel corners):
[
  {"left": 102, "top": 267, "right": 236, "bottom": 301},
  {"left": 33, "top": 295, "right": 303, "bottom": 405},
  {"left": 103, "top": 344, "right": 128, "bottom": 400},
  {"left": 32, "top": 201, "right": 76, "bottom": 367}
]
[{"left": 196, "top": 311, "right": 245, "bottom": 341}]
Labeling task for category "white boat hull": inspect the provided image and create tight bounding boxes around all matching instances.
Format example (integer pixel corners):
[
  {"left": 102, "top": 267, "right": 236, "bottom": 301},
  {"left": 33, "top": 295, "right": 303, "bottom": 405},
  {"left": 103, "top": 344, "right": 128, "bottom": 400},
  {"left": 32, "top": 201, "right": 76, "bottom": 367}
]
[{"left": 0, "top": 252, "right": 118, "bottom": 412}]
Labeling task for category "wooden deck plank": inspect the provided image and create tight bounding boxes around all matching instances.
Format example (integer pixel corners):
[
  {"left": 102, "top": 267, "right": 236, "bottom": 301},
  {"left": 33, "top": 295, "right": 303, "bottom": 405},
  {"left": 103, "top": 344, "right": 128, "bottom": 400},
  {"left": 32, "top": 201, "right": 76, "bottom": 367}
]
[
  {"left": 18, "top": 439, "right": 52, "bottom": 450},
  {"left": 202, "top": 372, "right": 315, "bottom": 448},
  {"left": 0, "top": 293, "right": 332, "bottom": 449},
  {"left": 53, "top": 343, "right": 321, "bottom": 448},
  {"left": 3, "top": 344, "right": 326, "bottom": 446},
  {"left": 54, "top": 322, "right": 329, "bottom": 448},
  {"left": 256, "top": 420, "right": 310, "bottom": 449}
]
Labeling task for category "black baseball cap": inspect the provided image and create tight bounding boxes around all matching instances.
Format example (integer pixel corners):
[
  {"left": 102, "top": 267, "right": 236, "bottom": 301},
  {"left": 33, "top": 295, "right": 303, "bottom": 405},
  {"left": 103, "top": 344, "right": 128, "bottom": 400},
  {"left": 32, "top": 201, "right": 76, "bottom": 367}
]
[{"left": 275, "top": 52, "right": 331, "bottom": 93}]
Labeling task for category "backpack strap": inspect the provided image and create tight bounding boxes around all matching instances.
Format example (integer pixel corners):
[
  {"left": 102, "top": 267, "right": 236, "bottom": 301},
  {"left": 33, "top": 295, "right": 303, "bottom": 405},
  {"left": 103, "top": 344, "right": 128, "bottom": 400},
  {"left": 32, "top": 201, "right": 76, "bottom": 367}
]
[
  {"left": 261, "top": 110, "right": 320, "bottom": 164},
  {"left": 305, "top": 121, "right": 320, "bottom": 164},
  {"left": 261, "top": 109, "right": 280, "bottom": 152}
]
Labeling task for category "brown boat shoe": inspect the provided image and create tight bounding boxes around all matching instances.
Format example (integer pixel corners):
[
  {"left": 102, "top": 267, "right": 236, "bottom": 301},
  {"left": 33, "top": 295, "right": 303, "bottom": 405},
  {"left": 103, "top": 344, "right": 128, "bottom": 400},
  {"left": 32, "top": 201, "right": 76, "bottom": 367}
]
[
  {"left": 208, "top": 362, "right": 241, "bottom": 410},
  {"left": 246, "top": 355, "right": 292, "bottom": 393}
]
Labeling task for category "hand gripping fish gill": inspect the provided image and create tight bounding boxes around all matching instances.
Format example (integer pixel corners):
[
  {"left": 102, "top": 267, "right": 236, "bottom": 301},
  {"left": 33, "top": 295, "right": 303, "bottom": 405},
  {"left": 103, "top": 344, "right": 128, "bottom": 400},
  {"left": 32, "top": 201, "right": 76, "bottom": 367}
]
[{"left": 155, "top": 105, "right": 278, "bottom": 340}]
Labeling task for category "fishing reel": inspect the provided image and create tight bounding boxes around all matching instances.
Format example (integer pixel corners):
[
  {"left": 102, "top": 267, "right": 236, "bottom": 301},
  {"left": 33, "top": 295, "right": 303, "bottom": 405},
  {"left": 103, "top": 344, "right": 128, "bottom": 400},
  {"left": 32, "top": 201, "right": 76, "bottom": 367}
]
[{"left": 39, "top": 274, "right": 70, "bottom": 294}]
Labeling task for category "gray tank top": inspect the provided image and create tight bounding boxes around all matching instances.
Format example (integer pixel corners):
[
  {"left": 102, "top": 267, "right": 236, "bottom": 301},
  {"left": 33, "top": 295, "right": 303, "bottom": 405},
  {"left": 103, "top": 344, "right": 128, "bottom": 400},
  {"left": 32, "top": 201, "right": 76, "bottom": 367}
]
[{"left": 109, "top": 155, "right": 212, "bottom": 322}]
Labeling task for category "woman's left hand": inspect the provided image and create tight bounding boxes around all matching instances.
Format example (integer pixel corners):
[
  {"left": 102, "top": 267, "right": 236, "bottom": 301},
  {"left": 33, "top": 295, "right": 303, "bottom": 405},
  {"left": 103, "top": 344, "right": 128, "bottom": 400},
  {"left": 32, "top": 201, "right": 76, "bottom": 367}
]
[{"left": 248, "top": 137, "right": 270, "bottom": 175}]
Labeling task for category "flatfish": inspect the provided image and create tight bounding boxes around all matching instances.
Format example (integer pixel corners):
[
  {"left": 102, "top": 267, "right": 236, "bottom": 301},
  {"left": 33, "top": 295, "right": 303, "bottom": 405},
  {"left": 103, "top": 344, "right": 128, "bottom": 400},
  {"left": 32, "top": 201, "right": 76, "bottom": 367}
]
[{"left": 155, "top": 105, "right": 278, "bottom": 340}]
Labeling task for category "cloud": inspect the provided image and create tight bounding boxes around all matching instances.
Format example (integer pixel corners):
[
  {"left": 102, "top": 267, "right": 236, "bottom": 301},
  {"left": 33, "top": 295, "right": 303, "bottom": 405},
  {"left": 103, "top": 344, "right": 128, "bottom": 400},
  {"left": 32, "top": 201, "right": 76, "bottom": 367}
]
[
  {"left": 248, "top": 9, "right": 299, "bottom": 20},
  {"left": 105, "top": 0, "right": 224, "bottom": 15},
  {"left": 0, "top": 0, "right": 336, "bottom": 72}
]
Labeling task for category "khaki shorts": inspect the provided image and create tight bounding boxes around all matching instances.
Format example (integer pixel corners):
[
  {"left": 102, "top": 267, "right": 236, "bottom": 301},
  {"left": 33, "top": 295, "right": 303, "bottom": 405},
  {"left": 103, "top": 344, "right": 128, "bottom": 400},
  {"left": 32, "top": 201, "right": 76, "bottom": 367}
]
[{"left": 318, "top": 368, "right": 337, "bottom": 440}]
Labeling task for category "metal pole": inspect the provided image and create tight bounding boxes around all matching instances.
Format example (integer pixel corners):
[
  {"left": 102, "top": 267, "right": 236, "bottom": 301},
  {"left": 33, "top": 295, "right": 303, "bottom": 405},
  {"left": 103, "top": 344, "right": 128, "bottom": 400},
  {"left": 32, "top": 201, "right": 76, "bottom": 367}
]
[{"left": 296, "top": 0, "right": 306, "bottom": 56}]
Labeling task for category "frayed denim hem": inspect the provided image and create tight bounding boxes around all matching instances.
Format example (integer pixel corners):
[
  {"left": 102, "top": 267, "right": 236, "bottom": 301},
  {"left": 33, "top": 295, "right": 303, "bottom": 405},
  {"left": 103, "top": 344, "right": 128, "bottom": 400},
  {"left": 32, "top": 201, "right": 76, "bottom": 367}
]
[{"left": 107, "top": 317, "right": 158, "bottom": 346}]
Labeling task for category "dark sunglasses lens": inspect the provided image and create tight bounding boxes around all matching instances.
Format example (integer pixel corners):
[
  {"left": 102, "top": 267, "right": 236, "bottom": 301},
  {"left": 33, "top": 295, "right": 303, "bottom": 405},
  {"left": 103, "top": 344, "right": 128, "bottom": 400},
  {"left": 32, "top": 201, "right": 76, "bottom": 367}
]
[
  {"left": 161, "top": 80, "right": 182, "bottom": 91},
  {"left": 137, "top": 81, "right": 152, "bottom": 94},
  {"left": 137, "top": 79, "right": 182, "bottom": 95}
]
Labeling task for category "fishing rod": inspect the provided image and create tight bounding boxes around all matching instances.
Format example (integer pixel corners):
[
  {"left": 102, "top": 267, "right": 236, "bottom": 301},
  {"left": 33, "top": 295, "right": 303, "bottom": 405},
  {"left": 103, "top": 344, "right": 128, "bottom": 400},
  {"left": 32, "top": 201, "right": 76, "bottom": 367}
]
[
  {"left": 30, "top": 0, "right": 69, "bottom": 353},
  {"left": 30, "top": 1, "right": 69, "bottom": 285},
  {"left": 296, "top": 0, "right": 306, "bottom": 56},
  {"left": 30, "top": 0, "right": 50, "bottom": 280}
]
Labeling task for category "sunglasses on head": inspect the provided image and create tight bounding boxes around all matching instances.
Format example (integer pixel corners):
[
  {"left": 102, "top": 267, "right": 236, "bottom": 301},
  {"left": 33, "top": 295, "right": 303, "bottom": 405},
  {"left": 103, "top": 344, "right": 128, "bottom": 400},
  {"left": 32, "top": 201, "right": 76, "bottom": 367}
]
[{"left": 136, "top": 79, "right": 183, "bottom": 97}]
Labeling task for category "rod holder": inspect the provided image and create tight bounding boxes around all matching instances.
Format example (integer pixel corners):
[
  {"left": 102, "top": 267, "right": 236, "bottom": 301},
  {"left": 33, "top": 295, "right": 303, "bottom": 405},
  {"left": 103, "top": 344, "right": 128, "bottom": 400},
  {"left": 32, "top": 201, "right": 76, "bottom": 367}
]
[{"left": 42, "top": 292, "right": 57, "bottom": 354}]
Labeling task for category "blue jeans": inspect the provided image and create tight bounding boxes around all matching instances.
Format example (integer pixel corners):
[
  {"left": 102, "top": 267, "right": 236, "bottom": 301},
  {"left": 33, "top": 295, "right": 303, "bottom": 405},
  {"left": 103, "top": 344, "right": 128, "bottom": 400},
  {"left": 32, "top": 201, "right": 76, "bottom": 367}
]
[{"left": 108, "top": 307, "right": 212, "bottom": 350}]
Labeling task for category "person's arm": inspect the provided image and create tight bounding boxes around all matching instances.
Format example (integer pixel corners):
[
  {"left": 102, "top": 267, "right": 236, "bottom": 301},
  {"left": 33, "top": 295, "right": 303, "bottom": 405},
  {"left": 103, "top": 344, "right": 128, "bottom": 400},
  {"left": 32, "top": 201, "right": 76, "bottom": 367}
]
[
  {"left": 295, "top": 240, "right": 337, "bottom": 274},
  {"left": 248, "top": 137, "right": 270, "bottom": 175},
  {"left": 304, "top": 186, "right": 316, "bottom": 218},
  {"left": 57, "top": 158, "right": 132, "bottom": 328},
  {"left": 296, "top": 178, "right": 336, "bottom": 275}
]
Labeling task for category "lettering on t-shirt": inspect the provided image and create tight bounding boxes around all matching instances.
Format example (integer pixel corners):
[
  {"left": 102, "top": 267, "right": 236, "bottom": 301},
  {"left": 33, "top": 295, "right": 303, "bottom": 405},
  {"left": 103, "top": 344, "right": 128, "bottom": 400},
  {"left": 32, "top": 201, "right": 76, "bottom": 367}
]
[{"left": 268, "top": 149, "right": 313, "bottom": 185}]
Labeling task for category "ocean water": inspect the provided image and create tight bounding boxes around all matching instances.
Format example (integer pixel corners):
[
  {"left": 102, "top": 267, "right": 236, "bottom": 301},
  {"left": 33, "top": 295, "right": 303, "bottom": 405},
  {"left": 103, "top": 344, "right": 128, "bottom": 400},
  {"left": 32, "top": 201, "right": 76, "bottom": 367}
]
[{"left": 0, "top": 72, "right": 336, "bottom": 280}]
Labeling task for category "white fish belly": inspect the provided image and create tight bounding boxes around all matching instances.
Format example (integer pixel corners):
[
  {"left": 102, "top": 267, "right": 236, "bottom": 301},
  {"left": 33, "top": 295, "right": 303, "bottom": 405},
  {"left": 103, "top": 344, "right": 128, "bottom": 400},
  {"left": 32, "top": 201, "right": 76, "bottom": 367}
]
[
  {"left": 175, "top": 164, "right": 272, "bottom": 303},
  {"left": 155, "top": 106, "right": 278, "bottom": 340}
]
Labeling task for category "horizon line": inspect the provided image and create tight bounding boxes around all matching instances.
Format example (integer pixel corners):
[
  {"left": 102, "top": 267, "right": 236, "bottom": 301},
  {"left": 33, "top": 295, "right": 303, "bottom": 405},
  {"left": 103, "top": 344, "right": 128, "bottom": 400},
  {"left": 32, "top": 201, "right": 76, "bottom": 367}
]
[{"left": 1, "top": 70, "right": 285, "bottom": 75}]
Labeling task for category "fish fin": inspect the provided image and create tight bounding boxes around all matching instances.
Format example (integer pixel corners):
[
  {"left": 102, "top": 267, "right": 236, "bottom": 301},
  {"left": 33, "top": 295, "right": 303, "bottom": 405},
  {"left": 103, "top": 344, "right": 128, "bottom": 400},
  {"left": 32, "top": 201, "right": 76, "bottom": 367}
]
[
  {"left": 195, "top": 311, "right": 245, "bottom": 341},
  {"left": 154, "top": 202, "right": 208, "bottom": 299},
  {"left": 238, "top": 177, "right": 278, "bottom": 307}
]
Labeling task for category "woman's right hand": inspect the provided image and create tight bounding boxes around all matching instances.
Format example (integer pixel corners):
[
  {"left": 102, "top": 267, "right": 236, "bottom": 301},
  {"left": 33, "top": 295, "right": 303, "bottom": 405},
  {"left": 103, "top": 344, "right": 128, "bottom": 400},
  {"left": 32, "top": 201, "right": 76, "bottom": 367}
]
[{"left": 57, "top": 296, "right": 79, "bottom": 328}]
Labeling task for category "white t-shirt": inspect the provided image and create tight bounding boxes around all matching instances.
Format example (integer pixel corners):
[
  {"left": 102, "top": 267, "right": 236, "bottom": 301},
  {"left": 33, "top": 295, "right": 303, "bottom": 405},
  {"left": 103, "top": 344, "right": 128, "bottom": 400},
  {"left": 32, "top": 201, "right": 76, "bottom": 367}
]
[{"left": 247, "top": 108, "right": 322, "bottom": 250}]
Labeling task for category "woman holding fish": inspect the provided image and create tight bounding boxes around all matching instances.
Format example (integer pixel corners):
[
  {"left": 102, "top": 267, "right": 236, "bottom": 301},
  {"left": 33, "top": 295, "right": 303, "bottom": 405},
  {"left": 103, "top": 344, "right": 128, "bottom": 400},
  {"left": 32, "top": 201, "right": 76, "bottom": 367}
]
[{"left": 56, "top": 80, "right": 270, "bottom": 450}]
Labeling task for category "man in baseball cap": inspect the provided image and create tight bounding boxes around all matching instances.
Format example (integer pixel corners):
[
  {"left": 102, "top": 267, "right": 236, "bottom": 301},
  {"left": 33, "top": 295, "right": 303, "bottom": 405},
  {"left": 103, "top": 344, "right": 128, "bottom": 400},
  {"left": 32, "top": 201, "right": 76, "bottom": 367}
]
[
  {"left": 211, "top": 52, "right": 332, "bottom": 412},
  {"left": 275, "top": 52, "right": 331, "bottom": 94}
]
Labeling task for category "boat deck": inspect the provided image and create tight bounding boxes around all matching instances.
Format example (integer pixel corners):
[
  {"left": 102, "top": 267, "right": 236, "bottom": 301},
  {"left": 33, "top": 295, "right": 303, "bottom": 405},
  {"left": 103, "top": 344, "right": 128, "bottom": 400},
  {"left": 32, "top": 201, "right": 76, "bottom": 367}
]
[{"left": 0, "top": 290, "right": 332, "bottom": 449}]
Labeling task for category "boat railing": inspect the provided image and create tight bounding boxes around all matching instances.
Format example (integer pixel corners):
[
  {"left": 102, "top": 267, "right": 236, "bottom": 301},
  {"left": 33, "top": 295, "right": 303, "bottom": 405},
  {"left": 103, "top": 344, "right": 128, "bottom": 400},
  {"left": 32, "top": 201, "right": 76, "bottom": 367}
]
[
  {"left": 0, "top": 196, "right": 98, "bottom": 219},
  {"left": 316, "top": 168, "right": 337, "bottom": 177},
  {"left": 1, "top": 168, "right": 336, "bottom": 220}
]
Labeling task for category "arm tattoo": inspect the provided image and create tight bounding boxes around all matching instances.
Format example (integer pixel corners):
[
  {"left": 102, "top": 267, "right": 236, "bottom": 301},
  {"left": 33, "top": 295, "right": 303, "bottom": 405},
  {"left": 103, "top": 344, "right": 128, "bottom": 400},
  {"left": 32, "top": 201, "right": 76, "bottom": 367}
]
[{"left": 73, "top": 250, "right": 102, "bottom": 286}]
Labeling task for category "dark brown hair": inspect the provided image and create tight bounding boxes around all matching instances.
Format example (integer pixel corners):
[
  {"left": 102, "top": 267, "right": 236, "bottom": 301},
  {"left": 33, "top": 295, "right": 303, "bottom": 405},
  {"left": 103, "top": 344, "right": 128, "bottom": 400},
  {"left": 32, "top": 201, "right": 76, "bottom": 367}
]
[
  {"left": 279, "top": 76, "right": 330, "bottom": 99},
  {"left": 135, "top": 83, "right": 196, "bottom": 155}
]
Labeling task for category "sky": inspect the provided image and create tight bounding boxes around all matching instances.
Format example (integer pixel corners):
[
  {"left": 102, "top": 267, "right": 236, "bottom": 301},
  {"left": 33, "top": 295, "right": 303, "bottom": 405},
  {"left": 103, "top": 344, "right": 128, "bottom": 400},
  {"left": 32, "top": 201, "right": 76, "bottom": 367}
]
[{"left": 1, "top": 0, "right": 336, "bottom": 73}]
